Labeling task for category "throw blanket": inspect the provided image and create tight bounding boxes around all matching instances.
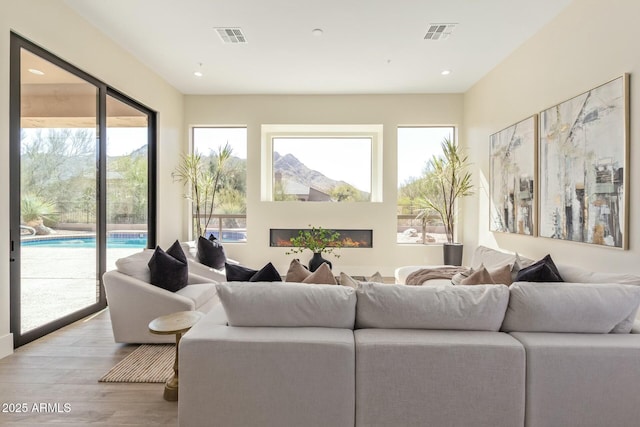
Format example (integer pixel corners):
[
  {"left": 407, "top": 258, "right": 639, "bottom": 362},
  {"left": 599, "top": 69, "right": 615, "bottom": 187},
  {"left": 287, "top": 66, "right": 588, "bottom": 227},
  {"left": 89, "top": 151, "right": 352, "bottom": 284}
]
[{"left": 405, "top": 266, "right": 470, "bottom": 286}]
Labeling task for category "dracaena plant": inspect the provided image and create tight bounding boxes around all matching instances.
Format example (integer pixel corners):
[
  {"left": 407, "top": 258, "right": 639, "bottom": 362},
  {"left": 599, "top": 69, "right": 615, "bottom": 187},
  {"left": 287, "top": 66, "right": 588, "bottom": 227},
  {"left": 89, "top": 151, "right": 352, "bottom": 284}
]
[
  {"left": 416, "top": 136, "right": 473, "bottom": 244},
  {"left": 172, "top": 143, "right": 232, "bottom": 238}
]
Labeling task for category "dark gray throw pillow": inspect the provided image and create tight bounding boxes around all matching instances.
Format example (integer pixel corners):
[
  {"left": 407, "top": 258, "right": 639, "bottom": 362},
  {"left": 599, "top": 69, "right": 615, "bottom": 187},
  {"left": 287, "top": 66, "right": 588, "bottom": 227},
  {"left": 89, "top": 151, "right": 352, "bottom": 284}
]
[
  {"left": 250, "top": 262, "right": 282, "bottom": 282},
  {"left": 225, "top": 262, "right": 257, "bottom": 281},
  {"left": 148, "top": 240, "right": 189, "bottom": 292},
  {"left": 514, "top": 254, "right": 564, "bottom": 282},
  {"left": 197, "top": 236, "right": 227, "bottom": 269}
]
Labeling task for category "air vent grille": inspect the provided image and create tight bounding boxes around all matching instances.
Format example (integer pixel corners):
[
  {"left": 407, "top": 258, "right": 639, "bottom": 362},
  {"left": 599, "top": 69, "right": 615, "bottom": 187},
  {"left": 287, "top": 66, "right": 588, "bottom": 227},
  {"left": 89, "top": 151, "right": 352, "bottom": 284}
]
[
  {"left": 424, "top": 23, "right": 457, "bottom": 41},
  {"left": 215, "top": 28, "right": 247, "bottom": 44}
]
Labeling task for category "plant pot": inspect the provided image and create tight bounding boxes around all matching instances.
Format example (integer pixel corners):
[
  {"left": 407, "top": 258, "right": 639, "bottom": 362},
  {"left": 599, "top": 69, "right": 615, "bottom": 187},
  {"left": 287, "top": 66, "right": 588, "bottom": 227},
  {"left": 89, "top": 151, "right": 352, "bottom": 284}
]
[
  {"left": 443, "top": 243, "right": 463, "bottom": 266},
  {"left": 309, "top": 252, "right": 331, "bottom": 272}
]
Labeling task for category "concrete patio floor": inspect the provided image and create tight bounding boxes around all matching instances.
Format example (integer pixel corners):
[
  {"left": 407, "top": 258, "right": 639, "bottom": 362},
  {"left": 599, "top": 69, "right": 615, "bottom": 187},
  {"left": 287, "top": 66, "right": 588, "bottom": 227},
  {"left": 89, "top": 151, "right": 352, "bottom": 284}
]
[{"left": 20, "top": 246, "right": 139, "bottom": 332}]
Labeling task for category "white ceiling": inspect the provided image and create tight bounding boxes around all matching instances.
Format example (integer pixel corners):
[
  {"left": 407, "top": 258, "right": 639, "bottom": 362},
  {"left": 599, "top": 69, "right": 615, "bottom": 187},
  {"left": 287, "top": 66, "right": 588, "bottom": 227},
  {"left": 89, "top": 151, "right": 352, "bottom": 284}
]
[{"left": 63, "top": 0, "right": 572, "bottom": 95}]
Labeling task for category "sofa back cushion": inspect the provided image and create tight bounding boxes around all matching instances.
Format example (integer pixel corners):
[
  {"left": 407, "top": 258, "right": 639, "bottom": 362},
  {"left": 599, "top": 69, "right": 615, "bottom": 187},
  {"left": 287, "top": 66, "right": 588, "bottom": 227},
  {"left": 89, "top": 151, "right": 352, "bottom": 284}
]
[
  {"left": 115, "top": 250, "right": 153, "bottom": 282},
  {"left": 502, "top": 282, "right": 640, "bottom": 333},
  {"left": 556, "top": 263, "right": 640, "bottom": 286},
  {"left": 216, "top": 282, "right": 356, "bottom": 328},
  {"left": 355, "top": 283, "right": 509, "bottom": 331},
  {"left": 471, "top": 246, "right": 512, "bottom": 270}
]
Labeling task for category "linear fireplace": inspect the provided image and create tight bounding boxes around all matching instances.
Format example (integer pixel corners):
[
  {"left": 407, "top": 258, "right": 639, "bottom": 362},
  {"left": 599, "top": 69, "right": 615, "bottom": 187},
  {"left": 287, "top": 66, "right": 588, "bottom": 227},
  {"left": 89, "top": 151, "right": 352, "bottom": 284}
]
[{"left": 270, "top": 229, "right": 373, "bottom": 248}]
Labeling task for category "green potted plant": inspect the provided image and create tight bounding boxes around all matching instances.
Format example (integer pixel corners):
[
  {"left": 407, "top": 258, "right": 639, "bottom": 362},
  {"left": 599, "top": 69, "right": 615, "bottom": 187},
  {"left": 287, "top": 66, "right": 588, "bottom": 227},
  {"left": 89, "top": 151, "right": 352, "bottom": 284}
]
[
  {"left": 172, "top": 143, "right": 232, "bottom": 238},
  {"left": 416, "top": 136, "right": 473, "bottom": 265},
  {"left": 285, "top": 225, "right": 342, "bottom": 271}
]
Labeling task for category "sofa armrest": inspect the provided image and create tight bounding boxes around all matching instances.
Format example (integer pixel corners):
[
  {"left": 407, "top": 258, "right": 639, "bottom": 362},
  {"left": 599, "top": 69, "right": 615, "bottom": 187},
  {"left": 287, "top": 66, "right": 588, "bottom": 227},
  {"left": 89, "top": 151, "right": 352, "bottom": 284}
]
[
  {"left": 103, "top": 270, "right": 195, "bottom": 343},
  {"left": 187, "top": 272, "right": 217, "bottom": 285},
  {"left": 187, "top": 259, "right": 227, "bottom": 282}
]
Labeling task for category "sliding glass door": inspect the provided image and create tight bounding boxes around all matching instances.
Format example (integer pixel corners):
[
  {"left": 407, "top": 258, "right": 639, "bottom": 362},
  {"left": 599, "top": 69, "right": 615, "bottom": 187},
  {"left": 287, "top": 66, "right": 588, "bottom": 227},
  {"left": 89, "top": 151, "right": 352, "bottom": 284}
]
[
  {"left": 9, "top": 34, "right": 156, "bottom": 347},
  {"left": 106, "top": 94, "right": 152, "bottom": 270}
]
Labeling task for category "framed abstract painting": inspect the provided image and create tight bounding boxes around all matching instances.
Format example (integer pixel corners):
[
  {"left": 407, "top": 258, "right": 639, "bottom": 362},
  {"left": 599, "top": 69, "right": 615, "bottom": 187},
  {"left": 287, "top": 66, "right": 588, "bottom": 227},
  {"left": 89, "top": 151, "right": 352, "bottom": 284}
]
[
  {"left": 538, "top": 74, "right": 629, "bottom": 248},
  {"left": 489, "top": 115, "right": 537, "bottom": 235}
]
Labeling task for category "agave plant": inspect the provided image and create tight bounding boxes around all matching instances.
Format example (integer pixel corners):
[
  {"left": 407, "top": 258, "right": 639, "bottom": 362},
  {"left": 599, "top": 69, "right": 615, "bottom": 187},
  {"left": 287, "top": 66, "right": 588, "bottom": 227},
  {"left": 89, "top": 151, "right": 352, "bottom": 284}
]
[{"left": 21, "top": 194, "right": 56, "bottom": 225}]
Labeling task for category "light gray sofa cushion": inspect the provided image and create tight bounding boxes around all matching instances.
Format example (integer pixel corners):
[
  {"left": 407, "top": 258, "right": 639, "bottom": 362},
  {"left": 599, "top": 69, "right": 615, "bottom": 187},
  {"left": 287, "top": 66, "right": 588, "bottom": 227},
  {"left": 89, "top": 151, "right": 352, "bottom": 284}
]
[
  {"left": 180, "top": 323, "right": 355, "bottom": 427},
  {"left": 557, "top": 263, "right": 640, "bottom": 285},
  {"left": 216, "top": 282, "right": 356, "bottom": 328},
  {"left": 510, "top": 332, "right": 640, "bottom": 427},
  {"left": 470, "top": 245, "right": 533, "bottom": 270},
  {"left": 355, "top": 329, "right": 525, "bottom": 427},
  {"left": 503, "top": 282, "right": 640, "bottom": 333},
  {"left": 356, "top": 283, "right": 509, "bottom": 331}
]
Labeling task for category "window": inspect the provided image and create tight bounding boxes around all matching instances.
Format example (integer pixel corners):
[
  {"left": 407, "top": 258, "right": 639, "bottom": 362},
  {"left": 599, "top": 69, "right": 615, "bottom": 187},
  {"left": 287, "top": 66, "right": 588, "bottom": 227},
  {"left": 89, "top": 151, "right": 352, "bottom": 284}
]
[
  {"left": 262, "top": 125, "right": 382, "bottom": 202},
  {"left": 397, "top": 126, "right": 455, "bottom": 244},
  {"left": 192, "top": 127, "right": 247, "bottom": 242}
]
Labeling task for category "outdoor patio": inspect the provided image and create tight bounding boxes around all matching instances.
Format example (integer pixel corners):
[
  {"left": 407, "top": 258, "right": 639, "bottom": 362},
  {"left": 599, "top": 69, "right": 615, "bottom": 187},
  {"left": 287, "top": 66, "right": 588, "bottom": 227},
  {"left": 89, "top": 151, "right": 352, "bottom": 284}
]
[{"left": 20, "top": 245, "right": 139, "bottom": 333}]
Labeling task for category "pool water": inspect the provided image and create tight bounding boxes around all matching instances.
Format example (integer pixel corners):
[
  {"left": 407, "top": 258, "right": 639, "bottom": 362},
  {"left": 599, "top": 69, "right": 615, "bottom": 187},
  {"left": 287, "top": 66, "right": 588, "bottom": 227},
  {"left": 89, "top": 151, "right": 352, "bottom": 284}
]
[{"left": 22, "top": 237, "right": 147, "bottom": 249}]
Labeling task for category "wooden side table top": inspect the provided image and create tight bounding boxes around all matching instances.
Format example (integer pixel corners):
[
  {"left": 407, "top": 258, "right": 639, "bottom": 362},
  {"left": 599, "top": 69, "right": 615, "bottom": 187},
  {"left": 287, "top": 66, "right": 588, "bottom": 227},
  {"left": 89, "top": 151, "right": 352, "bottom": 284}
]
[{"left": 148, "top": 311, "right": 204, "bottom": 335}]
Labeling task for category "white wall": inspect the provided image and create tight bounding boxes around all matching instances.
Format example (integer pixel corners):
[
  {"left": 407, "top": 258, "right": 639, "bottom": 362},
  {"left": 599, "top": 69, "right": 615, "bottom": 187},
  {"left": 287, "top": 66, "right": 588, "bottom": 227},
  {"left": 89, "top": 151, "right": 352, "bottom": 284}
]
[
  {"left": 0, "top": 0, "right": 185, "bottom": 358},
  {"left": 462, "top": 0, "right": 640, "bottom": 272},
  {"left": 184, "top": 94, "right": 463, "bottom": 276}
]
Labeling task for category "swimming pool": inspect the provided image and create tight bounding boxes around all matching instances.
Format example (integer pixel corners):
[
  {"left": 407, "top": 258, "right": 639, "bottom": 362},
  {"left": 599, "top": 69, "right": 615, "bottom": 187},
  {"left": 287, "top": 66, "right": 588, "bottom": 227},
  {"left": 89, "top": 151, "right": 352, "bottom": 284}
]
[{"left": 22, "top": 236, "right": 148, "bottom": 249}]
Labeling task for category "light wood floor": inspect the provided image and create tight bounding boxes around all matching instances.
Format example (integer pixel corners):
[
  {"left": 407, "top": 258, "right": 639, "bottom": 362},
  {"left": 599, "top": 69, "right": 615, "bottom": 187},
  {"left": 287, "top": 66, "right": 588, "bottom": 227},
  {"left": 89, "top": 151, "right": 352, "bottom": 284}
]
[{"left": 0, "top": 309, "right": 178, "bottom": 426}]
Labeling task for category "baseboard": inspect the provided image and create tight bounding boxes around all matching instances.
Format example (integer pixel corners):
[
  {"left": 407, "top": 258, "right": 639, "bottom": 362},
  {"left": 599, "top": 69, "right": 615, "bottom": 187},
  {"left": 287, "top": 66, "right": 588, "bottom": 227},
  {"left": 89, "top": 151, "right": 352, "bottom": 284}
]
[{"left": 0, "top": 333, "right": 14, "bottom": 359}]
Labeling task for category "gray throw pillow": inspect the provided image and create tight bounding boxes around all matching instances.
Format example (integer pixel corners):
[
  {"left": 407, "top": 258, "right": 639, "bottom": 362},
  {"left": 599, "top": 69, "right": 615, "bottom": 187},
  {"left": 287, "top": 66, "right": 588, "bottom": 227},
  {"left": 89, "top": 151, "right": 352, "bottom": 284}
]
[{"left": 285, "top": 259, "right": 311, "bottom": 282}]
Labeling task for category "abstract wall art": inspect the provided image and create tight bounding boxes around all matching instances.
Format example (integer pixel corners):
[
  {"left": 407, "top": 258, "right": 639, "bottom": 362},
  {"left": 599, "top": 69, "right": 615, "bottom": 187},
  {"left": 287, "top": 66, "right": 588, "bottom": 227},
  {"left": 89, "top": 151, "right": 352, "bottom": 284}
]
[
  {"left": 489, "top": 115, "right": 537, "bottom": 235},
  {"left": 538, "top": 75, "right": 629, "bottom": 248}
]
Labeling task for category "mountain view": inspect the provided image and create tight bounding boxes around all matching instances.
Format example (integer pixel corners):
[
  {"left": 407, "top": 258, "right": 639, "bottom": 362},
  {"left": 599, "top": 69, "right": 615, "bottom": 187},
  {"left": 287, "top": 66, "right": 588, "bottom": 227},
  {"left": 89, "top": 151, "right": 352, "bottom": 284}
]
[{"left": 273, "top": 151, "right": 370, "bottom": 201}]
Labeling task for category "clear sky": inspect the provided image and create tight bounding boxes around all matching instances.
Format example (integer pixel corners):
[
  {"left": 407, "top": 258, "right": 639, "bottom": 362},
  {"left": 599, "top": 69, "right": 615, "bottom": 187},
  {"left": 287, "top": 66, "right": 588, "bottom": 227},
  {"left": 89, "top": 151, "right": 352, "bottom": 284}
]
[
  {"left": 107, "top": 127, "right": 148, "bottom": 156},
  {"left": 193, "top": 127, "right": 248, "bottom": 159},
  {"left": 397, "top": 126, "right": 453, "bottom": 187}
]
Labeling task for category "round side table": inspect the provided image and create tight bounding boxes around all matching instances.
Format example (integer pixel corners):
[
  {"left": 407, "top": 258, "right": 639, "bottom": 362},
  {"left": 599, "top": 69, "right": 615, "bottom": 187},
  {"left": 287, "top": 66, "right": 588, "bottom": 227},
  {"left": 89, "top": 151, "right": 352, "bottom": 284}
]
[{"left": 149, "top": 310, "right": 204, "bottom": 401}]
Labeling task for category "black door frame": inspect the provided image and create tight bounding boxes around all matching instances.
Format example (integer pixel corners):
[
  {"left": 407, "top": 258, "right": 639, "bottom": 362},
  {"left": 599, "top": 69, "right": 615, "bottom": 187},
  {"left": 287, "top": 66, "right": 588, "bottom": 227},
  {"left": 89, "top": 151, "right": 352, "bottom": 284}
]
[{"left": 9, "top": 33, "right": 157, "bottom": 347}]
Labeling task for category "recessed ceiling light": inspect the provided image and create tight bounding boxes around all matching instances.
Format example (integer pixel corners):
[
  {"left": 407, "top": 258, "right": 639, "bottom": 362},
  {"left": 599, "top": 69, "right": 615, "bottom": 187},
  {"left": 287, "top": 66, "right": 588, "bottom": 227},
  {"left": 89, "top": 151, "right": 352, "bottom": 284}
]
[
  {"left": 194, "top": 63, "right": 204, "bottom": 77},
  {"left": 28, "top": 68, "right": 45, "bottom": 76},
  {"left": 312, "top": 28, "right": 324, "bottom": 36},
  {"left": 441, "top": 70, "right": 451, "bottom": 76}
]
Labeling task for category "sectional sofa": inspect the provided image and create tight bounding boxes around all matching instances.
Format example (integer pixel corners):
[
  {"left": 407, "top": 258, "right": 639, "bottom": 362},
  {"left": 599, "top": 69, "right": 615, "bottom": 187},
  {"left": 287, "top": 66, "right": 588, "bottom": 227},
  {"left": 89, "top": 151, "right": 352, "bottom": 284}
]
[{"left": 178, "top": 246, "right": 640, "bottom": 427}]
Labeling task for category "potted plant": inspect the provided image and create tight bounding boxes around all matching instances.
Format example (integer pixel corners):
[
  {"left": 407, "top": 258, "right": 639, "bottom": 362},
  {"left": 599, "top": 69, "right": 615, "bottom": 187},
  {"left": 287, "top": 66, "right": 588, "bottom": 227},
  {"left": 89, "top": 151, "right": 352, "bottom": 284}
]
[
  {"left": 285, "top": 225, "right": 342, "bottom": 271},
  {"left": 172, "top": 143, "right": 232, "bottom": 238},
  {"left": 416, "top": 136, "right": 473, "bottom": 265}
]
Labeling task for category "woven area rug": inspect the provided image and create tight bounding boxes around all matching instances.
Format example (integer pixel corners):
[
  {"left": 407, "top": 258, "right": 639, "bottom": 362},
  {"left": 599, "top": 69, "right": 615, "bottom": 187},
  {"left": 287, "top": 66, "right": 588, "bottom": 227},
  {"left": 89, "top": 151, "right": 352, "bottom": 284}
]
[{"left": 99, "top": 344, "right": 174, "bottom": 383}]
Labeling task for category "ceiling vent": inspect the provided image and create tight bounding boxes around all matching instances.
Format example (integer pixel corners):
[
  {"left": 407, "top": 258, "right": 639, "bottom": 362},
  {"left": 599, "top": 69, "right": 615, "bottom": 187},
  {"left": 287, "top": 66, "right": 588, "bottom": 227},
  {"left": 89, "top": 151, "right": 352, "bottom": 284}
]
[
  {"left": 215, "top": 28, "right": 247, "bottom": 44},
  {"left": 424, "top": 23, "right": 457, "bottom": 40}
]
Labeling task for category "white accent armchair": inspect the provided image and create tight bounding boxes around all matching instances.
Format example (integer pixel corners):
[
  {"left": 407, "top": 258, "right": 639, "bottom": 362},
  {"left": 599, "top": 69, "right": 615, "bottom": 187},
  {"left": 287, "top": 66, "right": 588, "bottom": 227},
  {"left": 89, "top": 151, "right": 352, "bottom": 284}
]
[{"left": 103, "top": 250, "right": 220, "bottom": 344}]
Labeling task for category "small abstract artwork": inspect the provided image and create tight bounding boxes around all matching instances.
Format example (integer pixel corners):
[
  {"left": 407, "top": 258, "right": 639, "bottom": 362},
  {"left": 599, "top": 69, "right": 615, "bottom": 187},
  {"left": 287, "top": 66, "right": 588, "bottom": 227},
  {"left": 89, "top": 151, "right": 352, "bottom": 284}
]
[
  {"left": 539, "top": 75, "right": 629, "bottom": 248},
  {"left": 489, "top": 115, "right": 537, "bottom": 235}
]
